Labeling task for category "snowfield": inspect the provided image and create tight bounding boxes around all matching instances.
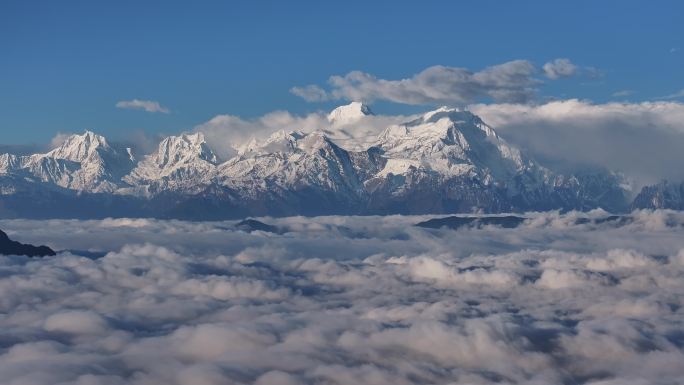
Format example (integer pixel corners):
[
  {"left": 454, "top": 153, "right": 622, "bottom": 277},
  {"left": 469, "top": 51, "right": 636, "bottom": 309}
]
[{"left": 0, "top": 210, "right": 683, "bottom": 385}]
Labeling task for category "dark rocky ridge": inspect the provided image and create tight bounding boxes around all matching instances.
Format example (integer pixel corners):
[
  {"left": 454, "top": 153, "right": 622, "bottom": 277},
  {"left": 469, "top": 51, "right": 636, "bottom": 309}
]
[
  {"left": 416, "top": 215, "right": 526, "bottom": 230},
  {"left": 235, "top": 219, "right": 280, "bottom": 233},
  {"left": 0, "top": 229, "right": 56, "bottom": 257}
]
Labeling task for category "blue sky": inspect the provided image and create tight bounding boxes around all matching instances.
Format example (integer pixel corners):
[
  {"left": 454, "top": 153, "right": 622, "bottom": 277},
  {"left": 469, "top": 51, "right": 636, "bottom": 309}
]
[{"left": 1, "top": 0, "right": 682, "bottom": 144}]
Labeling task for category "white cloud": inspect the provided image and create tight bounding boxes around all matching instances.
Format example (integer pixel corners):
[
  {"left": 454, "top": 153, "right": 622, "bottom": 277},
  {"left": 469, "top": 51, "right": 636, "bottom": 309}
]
[
  {"left": 292, "top": 60, "right": 542, "bottom": 105},
  {"left": 43, "top": 310, "right": 109, "bottom": 335},
  {"left": 542, "top": 58, "right": 578, "bottom": 79},
  {"left": 0, "top": 211, "right": 683, "bottom": 384},
  {"left": 289, "top": 85, "right": 329, "bottom": 102},
  {"left": 193, "top": 110, "right": 329, "bottom": 158},
  {"left": 116, "top": 99, "right": 170, "bottom": 113},
  {"left": 193, "top": 109, "right": 415, "bottom": 156},
  {"left": 469, "top": 99, "right": 684, "bottom": 186},
  {"left": 291, "top": 59, "right": 594, "bottom": 105},
  {"left": 49, "top": 132, "right": 72, "bottom": 149}
]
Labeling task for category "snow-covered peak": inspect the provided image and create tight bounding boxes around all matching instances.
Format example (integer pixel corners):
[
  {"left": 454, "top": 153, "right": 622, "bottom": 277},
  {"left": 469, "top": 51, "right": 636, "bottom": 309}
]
[
  {"left": 407, "top": 107, "right": 500, "bottom": 140},
  {"left": 238, "top": 130, "right": 302, "bottom": 155},
  {"left": 421, "top": 106, "right": 457, "bottom": 122},
  {"left": 154, "top": 132, "right": 219, "bottom": 167},
  {"left": 5, "top": 130, "right": 136, "bottom": 192},
  {"left": 122, "top": 132, "right": 220, "bottom": 192},
  {"left": 239, "top": 130, "right": 336, "bottom": 156},
  {"left": 47, "top": 131, "right": 112, "bottom": 162},
  {"left": 265, "top": 130, "right": 306, "bottom": 147},
  {"left": 297, "top": 131, "right": 335, "bottom": 153},
  {"left": 0, "top": 153, "right": 20, "bottom": 174},
  {"left": 327, "top": 102, "right": 373, "bottom": 125},
  {"left": 372, "top": 107, "right": 524, "bottom": 178}
]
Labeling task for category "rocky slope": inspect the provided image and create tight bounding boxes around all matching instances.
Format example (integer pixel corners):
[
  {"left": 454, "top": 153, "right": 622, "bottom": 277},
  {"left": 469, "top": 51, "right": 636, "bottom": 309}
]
[
  {"left": 631, "top": 181, "right": 684, "bottom": 210},
  {"left": 0, "top": 229, "right": 55, "bottom": 257}
]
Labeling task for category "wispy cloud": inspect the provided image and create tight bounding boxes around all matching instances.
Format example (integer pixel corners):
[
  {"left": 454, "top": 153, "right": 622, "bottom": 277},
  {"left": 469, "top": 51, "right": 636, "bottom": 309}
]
[
  {"left": 292, "top": 59, "right": 589, "bottom": 105},
  {"left": 611, "top": 90, "right": 635, "bottom": 97},
  {"left": 659, "top": 89, "right": 684, "bottom": 99},
  {"left": 290, "top": 85, "right": 329, "bottom": 102},
  {"left": 49, "top": 132, "right": 72, "bottom": 149},
  {"left": 115, "top": 99, "right": 170, "bottom": 113}
]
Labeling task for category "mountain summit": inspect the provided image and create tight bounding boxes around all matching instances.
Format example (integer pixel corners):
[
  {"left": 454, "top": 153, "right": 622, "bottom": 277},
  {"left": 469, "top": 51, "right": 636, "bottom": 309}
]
[
  {"left": 0, "top": 131, "right": 135, "bottom": 192},
  {"left": 124, "top": 132, "right": 220, "bottom": 194},
  {"left": 47, "top": 131, "right": 113, "bottom": 163},
  {"left": 327, "top": 102, "right": 373, "bottom": 125},
  {"left": 0, "top": 105, "right": 630, "bottom": 219}
]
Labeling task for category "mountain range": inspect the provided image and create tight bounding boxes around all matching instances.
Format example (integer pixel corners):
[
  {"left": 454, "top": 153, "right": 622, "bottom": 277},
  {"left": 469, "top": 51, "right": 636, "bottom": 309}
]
[{"left": 0, "top": 102, "right": 672, "bottom": 219}]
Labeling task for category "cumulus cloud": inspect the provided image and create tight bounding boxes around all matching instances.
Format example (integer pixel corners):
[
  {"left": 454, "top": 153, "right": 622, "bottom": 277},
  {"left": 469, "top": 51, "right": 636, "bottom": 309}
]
[
  {"left": 0, "top": 211, "right": 683, "bottom": 384},
  {"left": 193, "top": 110, "right": 329, "bottom": 158},
  {"left": 116, "top": 99, "right": 170, "bottom": 114},
  {"left": 43, "top": 310, "right": 109, "bottom": 335},
  {"left": 542, "top": 58, "right": 578, "bottom": 79},
  {"left": 291, "top": 59, "right": 594, "bottom": 105},
  {"left": 292, "top": 60, "right": 545, "bottom": 105},
  {"left": 289, "top": 85, "right": 329, "bottom": 102},
  {"left": 469, "top": 99, "right": 684, "bottom": 187}
]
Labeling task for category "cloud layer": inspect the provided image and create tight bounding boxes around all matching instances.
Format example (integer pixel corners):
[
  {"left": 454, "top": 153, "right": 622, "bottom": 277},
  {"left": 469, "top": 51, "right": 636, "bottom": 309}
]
[
  {"left": 470, "top": 99, "right": 684, "bottom": 187},
  {"left": 0, "top": 211, "right": 683, "bottom": 384},
  {"left": 291, "top": 59, "right": 582, "bottom": 105},
  {"left": 116, "top": 99, "right": 170, "bottom": 114}
]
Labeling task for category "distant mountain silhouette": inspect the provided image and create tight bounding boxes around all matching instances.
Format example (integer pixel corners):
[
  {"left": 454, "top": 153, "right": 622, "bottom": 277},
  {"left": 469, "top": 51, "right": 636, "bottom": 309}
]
[
  {"left": 0, "top": 229, "right": 56, "bottom": 257},
  {"left": 235, "top": 219, "right": 280, "bottom": 233},
  {"left": 416, "top": 215, "right": 526, "bottom": 230}
]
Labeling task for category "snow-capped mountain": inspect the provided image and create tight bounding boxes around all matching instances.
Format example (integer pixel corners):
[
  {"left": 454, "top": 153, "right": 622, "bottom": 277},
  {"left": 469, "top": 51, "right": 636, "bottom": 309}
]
[
  {"left": 123, "top": 133, "right": 219, "bottom": 194},
  {"left": 0, "top": 103, "right": 631, "bottom": 219},
  {"left": 214, "top": 130, "right": 370, "bottom": 215},
  {"left": 327, "top": 101, "right": 373, "bottom": 126},
  {"left": 372, "top": 107, "right": 527, "bottom": 179},
  {"left": 0, "top": 131, "right": 135, "bottom": 193}
]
